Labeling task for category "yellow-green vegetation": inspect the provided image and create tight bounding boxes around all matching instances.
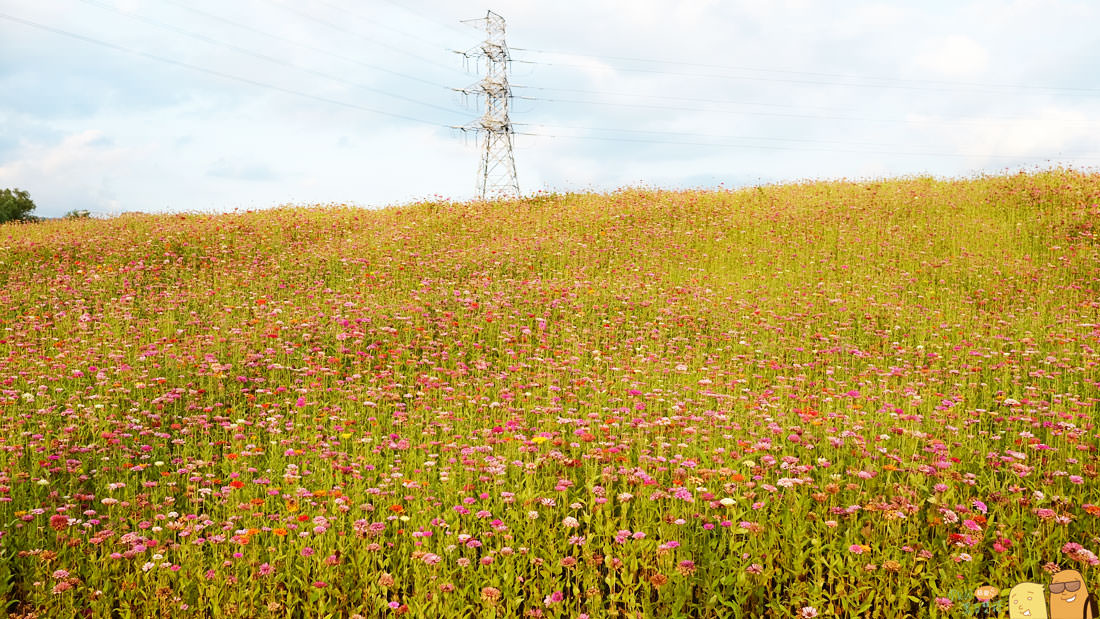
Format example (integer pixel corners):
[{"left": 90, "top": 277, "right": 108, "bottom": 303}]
[{"left": 0, "top": 169, "right": 1097, "bottom": 618}]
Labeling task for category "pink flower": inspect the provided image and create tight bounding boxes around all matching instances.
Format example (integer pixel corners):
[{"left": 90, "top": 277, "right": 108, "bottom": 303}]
[
  {"left": 935, "top": 597, "right": 953, "bottom": 610},
  {"left": 848, "top": 544, "right": 866, "bottom": 555},
  {"left": 799, "top": 607, "right": 819, "bottom": 618},
  {"left": 962, "top": 519, "right": 982, "bottom": 532},
  {"left": 543, "top": 590, "right": 564, "bottom": 606}
]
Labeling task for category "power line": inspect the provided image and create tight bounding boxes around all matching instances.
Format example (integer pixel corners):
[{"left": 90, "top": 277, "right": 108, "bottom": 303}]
[
  {"left": 512, "top": 84, "right": 847, "bottom": 112},
  {"left": 511, "top": 85, "right": 1100, "bottom": 124},
  {"left": 0, "top": 11, "right": 447, "bottom": 127},
  {"left": 513, "top": 94, "right": 1100, "bottom": 128},
  {"left": 258, "top": 0, "right": 465, "bottom": 77},
  {"left": 374, "top": 0, "right": 470, "bottom": 39},
  {"left": 306, "top": 0, "right": 458, "bottom": 51},
  {"left": 510, "top": 47, "right": 1100, "bottom": 96},
  {"left": 510, "top": 56, "right": 1100, "bottom": 98},
  {"left": 157, "top": 0, "right": 449, "bottom": 90},
  {"left": 515, "top": 130, "right": 1100, "bottom": 161},
  {"left": 516, "top": 123, "right": 930, "bottom": 149},
  {"left": 74, "top": 0, "right": 464, "bottom": 119}
]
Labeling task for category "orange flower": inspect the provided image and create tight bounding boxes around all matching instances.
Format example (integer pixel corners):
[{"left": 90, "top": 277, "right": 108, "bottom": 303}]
[
  {"left": 273, "top": 528, "right": 288, "bottom": 537},
  {"left": 225, "top": 453, "right": 239, "bottom": 460},
  {"left": 389, "top": 505, "right": 404, "bottom": 514}
]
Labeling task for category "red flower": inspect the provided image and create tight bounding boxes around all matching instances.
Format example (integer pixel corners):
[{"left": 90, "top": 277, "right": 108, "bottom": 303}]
[{"left": 49, "top": 514, "right": 69, "bottom": 531}]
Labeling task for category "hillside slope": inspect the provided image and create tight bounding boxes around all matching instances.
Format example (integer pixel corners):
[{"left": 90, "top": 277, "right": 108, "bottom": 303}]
[{"left": 0, "top": 169, "right": 1098, "bottom": 617}]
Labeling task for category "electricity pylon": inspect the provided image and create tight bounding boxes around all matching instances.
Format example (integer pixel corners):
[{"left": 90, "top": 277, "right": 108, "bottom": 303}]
[{"left": 455, "top": 10, "right": 519, "bottom": 200}]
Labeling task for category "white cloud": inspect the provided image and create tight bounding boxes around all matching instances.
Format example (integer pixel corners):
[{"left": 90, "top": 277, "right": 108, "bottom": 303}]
[
  {"left": 0, "top": 130, "right": 138, "bottom": 213},
  {"left": 914, "top": 35, "right": 990, "bottom": 78},
  {"left": 956, "top": 107, "right": 1100, "bottom": 164}
]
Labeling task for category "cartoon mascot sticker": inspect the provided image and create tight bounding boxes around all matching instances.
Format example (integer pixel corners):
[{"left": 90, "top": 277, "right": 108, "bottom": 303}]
[
  {"left": 1011, "top": 583, "right": 1049, "bottom": 619},
  {"left": 1049, "top": 569, "right": 1097, "bottom": 619}
]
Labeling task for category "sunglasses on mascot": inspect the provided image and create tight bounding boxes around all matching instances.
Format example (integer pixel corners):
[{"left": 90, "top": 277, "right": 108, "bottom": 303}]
[{"left": 1049, "top": 581, "right": 1082, "bottom": 594}]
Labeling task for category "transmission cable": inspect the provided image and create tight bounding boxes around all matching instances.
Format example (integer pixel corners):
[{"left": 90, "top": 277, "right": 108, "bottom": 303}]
[
  {"left": 512, "top": 85, "right": 847, "bottom": 112},
  {"left": 75, "top": 0, "right": 463, "bottom": 119},
  {"left": 0, "top": 12, "right": 448, "bottom": 127},
  {"left": 157, "top": 0, "right": 451, "bottom": 90},
  {"left": 515, "top": 130, "right": 1100, "bottom": 161},
  {"left": 513, "top": 94, "right": 1100, "bottom": 127},
  {"left": 258, "top": 0, "right": 465, "bottom": 77},
  {"left": 307, "top": 0, "right": 464, "bottom": 50},
  {"left": 510, "top": 47, "right": 1100, "bottom": 95},
  {"left": 509, "top": 55, "right": 1100, "bottom": 97}
]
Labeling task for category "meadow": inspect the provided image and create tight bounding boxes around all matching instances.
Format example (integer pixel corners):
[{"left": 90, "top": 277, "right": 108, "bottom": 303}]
[{"left": 0, "top": 169, "right": 1097, "bottom": 618}]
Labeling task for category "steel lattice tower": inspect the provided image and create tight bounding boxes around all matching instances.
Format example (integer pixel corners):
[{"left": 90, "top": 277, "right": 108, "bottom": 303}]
[{"left": 457, "top": 11, "right": 519, "bottom": 200}]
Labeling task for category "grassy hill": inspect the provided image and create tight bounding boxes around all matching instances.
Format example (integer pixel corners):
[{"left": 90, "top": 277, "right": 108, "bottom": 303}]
[{"left": 0, "top": 169, "right": 1098, "bottom": 617}]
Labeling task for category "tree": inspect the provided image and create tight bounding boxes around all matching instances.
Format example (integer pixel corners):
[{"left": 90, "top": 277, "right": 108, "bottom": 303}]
[{"left": 0, "top": 188, "right": 37, "bottom": 223}]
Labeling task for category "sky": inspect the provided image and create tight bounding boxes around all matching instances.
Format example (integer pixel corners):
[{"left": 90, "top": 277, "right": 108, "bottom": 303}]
[{"left": 2, "top": 0, "right": 1099, "bottom": 218}]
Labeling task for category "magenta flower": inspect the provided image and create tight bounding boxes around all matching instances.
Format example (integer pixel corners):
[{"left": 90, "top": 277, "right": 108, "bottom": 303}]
[{"left": 543, "top": 590, "right": 564, "bottom": 606}]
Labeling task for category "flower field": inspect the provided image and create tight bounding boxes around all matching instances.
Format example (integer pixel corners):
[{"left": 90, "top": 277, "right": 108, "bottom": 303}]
[{"left": 0, "top": 169, "right": 1098, "bottom": 618}]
